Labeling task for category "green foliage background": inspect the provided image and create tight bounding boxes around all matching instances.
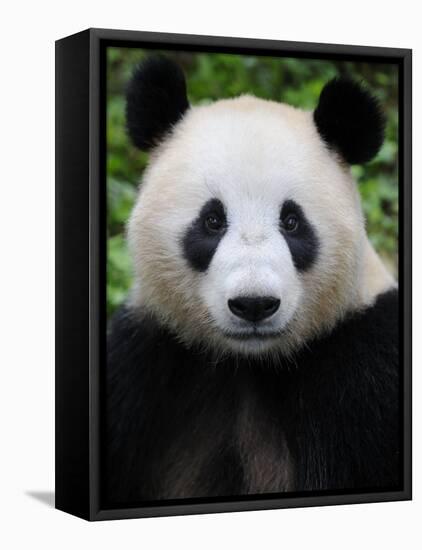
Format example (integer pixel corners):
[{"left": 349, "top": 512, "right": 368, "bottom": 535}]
[{"left": 107, "top": 47, "right": 399, "bottom": 318}]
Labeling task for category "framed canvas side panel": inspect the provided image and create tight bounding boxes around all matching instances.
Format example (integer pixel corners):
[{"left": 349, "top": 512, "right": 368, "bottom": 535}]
[{"left": 55, "top": 29, "right": 91, "bottom": 520}]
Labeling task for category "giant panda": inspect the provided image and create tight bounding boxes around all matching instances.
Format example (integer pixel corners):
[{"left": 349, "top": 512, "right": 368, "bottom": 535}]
[{"left": 106, "top": 56, "right": 400, "bottom": 505}]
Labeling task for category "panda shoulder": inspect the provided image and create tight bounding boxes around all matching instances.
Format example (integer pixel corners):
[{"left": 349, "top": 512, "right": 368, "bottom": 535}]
[
  {"left": 107, "top": 307, "right": 157, "bottom": 364},
  {"left": 107, "top": 306, "right": 181, "bottom": 386},
  {"left": 354, "top": 288, "right": 398, "bottom": 350},
  {"left": 324, "top": 288, "right": 399, "bottom": 369}
]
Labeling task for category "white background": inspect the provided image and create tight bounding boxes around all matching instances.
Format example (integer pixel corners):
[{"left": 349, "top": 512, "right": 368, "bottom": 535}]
[{"left": 0, "top": 1, "right": 419, "bottom": 548}]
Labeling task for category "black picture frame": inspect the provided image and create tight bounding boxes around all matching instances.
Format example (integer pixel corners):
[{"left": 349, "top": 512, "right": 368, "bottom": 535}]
[{"left": 55, "top": 28, "right": 412, "bottom": 521}]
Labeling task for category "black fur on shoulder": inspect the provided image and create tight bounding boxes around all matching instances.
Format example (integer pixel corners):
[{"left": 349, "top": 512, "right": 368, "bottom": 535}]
[
  {"left": 105, "top": 290, "right": 400, "bottom": 505},
  {"left": 313, "top": 77, "right": 386, "bottom": 164},
  {"left": 126, "top": 56, "right": 190, "bottom": 151}
]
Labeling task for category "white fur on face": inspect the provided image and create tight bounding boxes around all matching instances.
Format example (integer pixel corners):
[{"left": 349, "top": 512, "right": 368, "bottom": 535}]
[
  {"left": 128, "top": 95, "right": 395, "bottom": 357},
  {"left": 196, "top": 189, "right": 303, "bottom": 354}
]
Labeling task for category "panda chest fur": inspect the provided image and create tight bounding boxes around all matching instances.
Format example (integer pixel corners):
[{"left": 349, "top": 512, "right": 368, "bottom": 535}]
[
  {"left": 233, "top": 379, "right": 295, "bottom": 494},
  {"left": 155, "top": 366, "right": 294, "bottom": 499}
]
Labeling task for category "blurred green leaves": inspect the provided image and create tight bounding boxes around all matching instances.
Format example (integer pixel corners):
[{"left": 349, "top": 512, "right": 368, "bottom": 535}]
[
  {"left": 107, "top": 178, "right": 137, "bottom": 316},
  {"left": 107, "top": 48, "right": 399, "bottom": 317}
]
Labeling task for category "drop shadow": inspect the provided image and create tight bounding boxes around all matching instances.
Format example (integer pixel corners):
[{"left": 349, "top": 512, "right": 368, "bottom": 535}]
[{"left": 26, "top": 491, "right": 55, "bottom": 508}]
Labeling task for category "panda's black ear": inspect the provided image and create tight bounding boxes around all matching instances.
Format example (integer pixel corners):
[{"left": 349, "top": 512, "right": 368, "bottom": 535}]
[
  {"left": 313, "top": 77, "right": 385, "bottom": 164},
  {"left": 126, "top": 56, "right": 189, "bottom": 151}
]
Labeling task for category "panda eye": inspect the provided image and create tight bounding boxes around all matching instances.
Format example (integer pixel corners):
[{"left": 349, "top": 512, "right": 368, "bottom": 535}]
[
  {"left": 282, "top": 213, "right": 299, "bottom": 233},
  {"left": 204, "top": 213, "right": 225, "bottom": 234}
]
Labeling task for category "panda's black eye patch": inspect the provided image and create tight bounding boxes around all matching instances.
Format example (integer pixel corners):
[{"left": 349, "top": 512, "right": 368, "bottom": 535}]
[
  {"left": 280, "top": 200, "right": 319, "bottom": 272},
  {"left": 183, "top": 199, "right": 227, "bottom": 272}
]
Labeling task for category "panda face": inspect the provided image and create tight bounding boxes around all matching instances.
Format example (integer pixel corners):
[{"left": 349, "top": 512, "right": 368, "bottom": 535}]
[
  {"left": 128, "top": 95, "right": 377, "bottom": 356},
  {"left": 182, "top": 193, "right": 310, "bottom": 352}
]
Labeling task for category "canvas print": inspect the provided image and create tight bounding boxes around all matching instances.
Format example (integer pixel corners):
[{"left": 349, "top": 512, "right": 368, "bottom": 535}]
[{"left": 104, "top": 48, "right": 400, "bottom": 507}]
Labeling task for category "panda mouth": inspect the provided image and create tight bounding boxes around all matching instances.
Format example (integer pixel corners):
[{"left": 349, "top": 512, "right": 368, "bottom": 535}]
[{"left": 221, "top": 329, "right": 282, "bottom": 341}]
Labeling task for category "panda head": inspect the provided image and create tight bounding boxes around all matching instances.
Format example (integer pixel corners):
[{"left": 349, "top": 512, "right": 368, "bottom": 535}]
[{"left": 126, "top": 56, "right": 394, "bottom": 357}]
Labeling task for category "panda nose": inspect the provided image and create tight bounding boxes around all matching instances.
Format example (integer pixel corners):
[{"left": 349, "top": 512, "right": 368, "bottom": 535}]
[{"left": 228, "top": 296, "right": 280, "bottom": 323}]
